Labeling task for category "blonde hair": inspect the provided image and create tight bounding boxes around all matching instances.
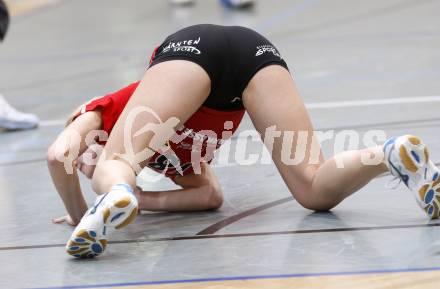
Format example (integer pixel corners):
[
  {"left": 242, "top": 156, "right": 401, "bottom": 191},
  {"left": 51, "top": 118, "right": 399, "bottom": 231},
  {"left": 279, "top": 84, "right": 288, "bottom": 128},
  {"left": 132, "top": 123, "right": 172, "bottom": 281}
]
[
  {"left": 64, "top": 104, "right": 84, "bottom": 127},
  {"left": 64, "top": 96, "right": 103, "bottom": 127}
]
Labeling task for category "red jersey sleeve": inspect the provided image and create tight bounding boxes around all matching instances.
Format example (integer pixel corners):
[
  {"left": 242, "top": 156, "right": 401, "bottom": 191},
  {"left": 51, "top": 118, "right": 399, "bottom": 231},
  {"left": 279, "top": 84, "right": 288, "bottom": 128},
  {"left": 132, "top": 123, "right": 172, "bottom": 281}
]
[
  {"left": 100, "top": 81, "right": 140, "bottom": 134},
  {"left": 75, "top": 81, "right": 140, "bottom": 135}
]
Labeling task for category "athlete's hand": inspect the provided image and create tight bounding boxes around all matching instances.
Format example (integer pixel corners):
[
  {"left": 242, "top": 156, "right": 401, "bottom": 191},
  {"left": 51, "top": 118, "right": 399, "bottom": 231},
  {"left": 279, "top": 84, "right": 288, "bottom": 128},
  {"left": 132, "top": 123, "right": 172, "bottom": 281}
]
[
  {"left": 52, "top": 215, "right": 78, "bottom": 226},
  {"left": 75, "top": 144, "right": 103, "bottom": 179}
]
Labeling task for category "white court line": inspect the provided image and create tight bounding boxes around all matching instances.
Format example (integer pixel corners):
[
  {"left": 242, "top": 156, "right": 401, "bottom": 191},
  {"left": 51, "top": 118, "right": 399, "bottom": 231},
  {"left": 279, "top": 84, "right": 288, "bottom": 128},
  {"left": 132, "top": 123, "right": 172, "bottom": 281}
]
[
  {"left": 305, "top": 95, "right": 440, "bottom": 109},
  {"left": 39, "top": 95, "right": 440, "bottom": 127},
  {"left": 39, "top": 119, "right": 65, "bottom": 127}
]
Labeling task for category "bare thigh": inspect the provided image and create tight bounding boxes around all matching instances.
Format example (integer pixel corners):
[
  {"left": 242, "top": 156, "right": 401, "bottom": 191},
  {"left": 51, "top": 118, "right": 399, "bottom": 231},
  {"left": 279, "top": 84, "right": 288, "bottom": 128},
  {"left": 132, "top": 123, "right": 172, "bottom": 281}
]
[
  {"left": 103, "top": 60, "right": 210, "bottom": 164},
  {"left": 92, "top": 60, "right": 211, "bottom": 193},
  {"left": 242, "top": 65, "right": 323, "bottom": 203}
]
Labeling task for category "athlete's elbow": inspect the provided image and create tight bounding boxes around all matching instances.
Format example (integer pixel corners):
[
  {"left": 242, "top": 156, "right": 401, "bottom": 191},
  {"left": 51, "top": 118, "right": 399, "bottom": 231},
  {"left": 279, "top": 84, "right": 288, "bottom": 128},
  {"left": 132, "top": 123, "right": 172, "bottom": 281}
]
[
  {"left": 46, "top": 142, "right": 77, "bottom": 174},
  {"left": 46, "top": 144, "right": 63, "bottom": 167}
]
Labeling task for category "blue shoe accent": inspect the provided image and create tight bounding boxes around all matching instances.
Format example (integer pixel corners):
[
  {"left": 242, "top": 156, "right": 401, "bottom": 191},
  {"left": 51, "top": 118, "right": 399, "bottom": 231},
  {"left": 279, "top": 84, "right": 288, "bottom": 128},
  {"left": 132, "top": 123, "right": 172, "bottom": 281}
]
[
  {"left": 110, "top": 212, "right": 125, "bottom": 223},
  {"left": 220, "top": 0, "right": 233, "bottom": 7},
  {"left": 75, "top": 238, "right": 85, "bottom": 243},
  {"left": 411, "top": 150, "right": 420, "bottom": 163},
  {"left": 433, "top": 172, "right": 439, "bottom": 181},
  {"left": 112, "top": 183, "right": 134, "bottom": 194},
  {"left": 384, "top": 138, "right": 411, "bottom": 187},
  {"left": 73, "top": 254, "right": 81, "bottom": 258},
  {"left": 90, "top": 192, "right": 109, "bottom": 214},
  {"left": 91, "top": 243, "right": 103, "bottom": 254},
  {"left": 402, "top": 174, "right": 409, "bottom": 186},
  {"left": 89, "top": 231, "right": 97, "bottom": 238},
  {"left": 428, "top": 206, "right": 434, "bottom": 215},
  {"left": 425, "top": 189, "right": 435, "bottom": 204},
  {"left": 219, "top": 0, "right": 253, "bottom": 8},
  {"left": 69, "top": 246, "right": 79, "bottom": 251},
  {"left": 383, "top": 137, "right": 395, "bottom": 152},
  {"left": 388, "top": 155, "right": 409, "bottom": 186}
]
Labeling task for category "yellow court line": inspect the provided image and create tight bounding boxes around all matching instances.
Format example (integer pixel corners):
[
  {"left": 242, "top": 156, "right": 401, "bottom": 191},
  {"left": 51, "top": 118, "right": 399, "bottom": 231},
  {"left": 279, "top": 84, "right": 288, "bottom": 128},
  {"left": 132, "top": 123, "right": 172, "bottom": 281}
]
[
  {"left": 4, "top": 0, "right": 61, "bottom": 17},
  {"left": 83, "top": 270, "right": 440, "bottom": 289}
]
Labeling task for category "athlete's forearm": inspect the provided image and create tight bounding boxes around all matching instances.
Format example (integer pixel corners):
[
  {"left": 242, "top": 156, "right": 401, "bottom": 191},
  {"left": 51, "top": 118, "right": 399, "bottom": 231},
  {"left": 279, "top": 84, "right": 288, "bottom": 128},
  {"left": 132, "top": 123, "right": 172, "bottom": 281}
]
[{"left": 48, "top": 161, "right": 88, "bottom": 223}]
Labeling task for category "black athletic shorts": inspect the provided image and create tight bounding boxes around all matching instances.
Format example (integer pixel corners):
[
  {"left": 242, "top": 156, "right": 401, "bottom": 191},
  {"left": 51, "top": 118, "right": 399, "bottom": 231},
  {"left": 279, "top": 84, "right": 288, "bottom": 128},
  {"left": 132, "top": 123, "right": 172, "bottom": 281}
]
[
  {"left": 0, "top": 0, "right": 9, "bottom": 41},
  {"left": 149, "top": 24, "right": 289, "bottom": 111}
]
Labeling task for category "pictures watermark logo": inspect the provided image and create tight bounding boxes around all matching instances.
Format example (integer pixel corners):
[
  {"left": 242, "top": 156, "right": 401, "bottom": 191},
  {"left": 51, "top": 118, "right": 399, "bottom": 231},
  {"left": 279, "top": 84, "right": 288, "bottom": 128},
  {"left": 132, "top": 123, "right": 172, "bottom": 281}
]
[{"left": 54, "top": 106, "right": 387, "bottom": 181}]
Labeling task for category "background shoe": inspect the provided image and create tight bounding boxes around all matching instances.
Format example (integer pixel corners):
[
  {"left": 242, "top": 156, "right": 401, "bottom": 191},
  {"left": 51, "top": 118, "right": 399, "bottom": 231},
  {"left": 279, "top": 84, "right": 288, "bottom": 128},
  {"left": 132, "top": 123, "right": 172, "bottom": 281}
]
[
  {"left": 220, "top": 0, "right": 255, "bottom": 9},
  {"left": 0, "top": 94, "right": 39, "bottom": 130},
  {"left": 169, "top": 0, "right": 195, "bottom": 6},
  {"left": 384, "top": 135, "right": 440, "bottom": 218},
  {"left": 66, "top": 184, "right": 138, "bottom": 258}
]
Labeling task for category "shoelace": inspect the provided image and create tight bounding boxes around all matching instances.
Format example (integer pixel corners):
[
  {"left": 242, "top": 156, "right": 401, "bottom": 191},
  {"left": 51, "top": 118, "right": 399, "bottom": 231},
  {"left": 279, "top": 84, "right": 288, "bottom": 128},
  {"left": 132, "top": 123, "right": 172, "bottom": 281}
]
[
  {"left": 385, "top": 176, "right": 402, "bottom": 190},
  {"left": 90, "top": 192, "right": 109, "bottom": 214}
]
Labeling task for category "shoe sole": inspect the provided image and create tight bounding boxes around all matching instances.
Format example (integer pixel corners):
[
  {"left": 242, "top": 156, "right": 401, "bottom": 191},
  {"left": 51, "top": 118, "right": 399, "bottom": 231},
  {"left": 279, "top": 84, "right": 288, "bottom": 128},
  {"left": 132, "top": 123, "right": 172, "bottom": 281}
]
[
  {"left": 66, "top": 229, "right": 108, "bottom": 258},
  {"left": 67, "top": 195, "right": 138, "bottom": 258},
  {"left": 0, "top": 118, "right": 38, "bottom": 130},
  {"left": 102, "top": 196, "right": 139, "bottom": 229},
  {"left": 399, "top": 136, "right": 440, "bottom": 218},
  {"left": 399, "top": 135, "right": 429, "bottom": 173},
  {"left": 418, "top": 170, "right": 440, "bottom": 218}
]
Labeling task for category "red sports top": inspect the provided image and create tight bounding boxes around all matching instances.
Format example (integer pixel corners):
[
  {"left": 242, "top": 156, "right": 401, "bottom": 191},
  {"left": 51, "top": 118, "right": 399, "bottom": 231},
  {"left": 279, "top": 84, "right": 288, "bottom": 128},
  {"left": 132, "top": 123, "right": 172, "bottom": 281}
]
[{"left": 76, "top": 82, "right": 245, "bottom": 178}]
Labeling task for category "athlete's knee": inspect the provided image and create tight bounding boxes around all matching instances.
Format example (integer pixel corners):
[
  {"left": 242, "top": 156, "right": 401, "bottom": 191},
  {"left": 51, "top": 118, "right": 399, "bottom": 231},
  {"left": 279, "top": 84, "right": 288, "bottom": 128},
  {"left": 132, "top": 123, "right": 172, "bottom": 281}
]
[
  {"left": 295, "top": 195, "right": 336, "bottom": 212},
  {"left": 287, "top": 176, "right": 337, "bottom": 212}
]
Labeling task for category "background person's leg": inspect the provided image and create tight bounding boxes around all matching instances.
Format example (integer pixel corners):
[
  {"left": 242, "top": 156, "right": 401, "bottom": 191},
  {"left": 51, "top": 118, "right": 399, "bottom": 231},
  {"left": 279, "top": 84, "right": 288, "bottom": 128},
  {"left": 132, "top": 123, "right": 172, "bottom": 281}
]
[
  {"left": 243, "top": 65, "right": 388, "bottom": 211},
  {"left": 0, "top": 1, "right": 39, "bottom": 131},
  {"left": 0, "top": 0, "right": 9, "bottom": 41},
  {"left": 0, "top": 94, "right": 39, "bottom": 130}
]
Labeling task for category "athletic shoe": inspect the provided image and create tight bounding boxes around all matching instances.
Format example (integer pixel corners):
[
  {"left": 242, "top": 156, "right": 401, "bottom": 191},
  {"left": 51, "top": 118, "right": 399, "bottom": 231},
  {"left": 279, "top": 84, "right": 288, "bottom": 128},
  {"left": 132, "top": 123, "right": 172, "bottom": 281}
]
[
  {"left": 220, "top": 0, "right": 255, "bottom": 9},
  {"left": 66, "top": 184, "right": 138, "bottom": 258},
  {"left": 169, "top": 0, "right": 195, "bottom": 6},
  {"left": 0, "top": 94, "right": 39, "bottom": 130},
  {"left": 384, "top": 135, "right": 440, "bottom": 218}
]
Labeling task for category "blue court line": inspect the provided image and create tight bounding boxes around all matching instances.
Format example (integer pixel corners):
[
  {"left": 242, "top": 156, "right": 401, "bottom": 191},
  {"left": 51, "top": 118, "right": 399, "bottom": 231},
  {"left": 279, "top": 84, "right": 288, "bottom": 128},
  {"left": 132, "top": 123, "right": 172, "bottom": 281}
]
[{"left": 27, "top": 266, "right": 440, "bottom": 289}]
